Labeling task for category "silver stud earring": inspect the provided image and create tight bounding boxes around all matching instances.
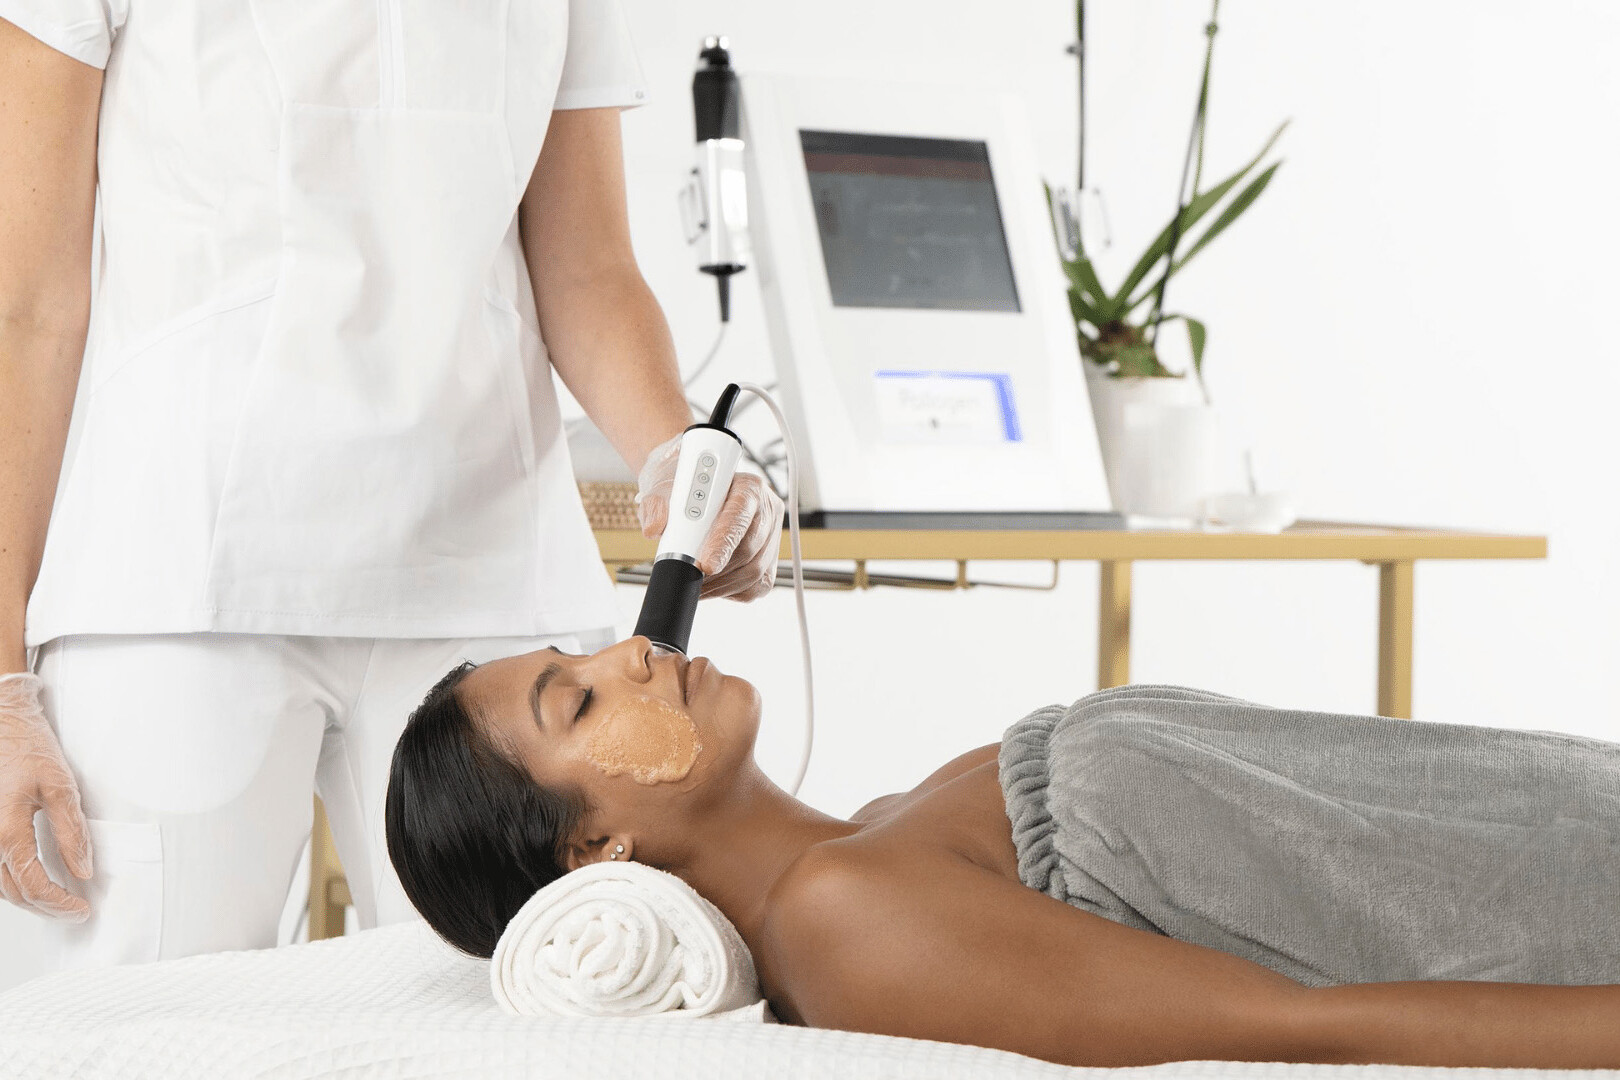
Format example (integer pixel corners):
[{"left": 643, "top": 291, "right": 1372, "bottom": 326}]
[{"left": 610, "top": 843, "right": 624, "bottom": 860}]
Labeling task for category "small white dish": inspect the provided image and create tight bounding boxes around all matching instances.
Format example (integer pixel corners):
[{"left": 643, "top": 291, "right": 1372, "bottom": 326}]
[{"left": 1202, "top": 491, "right": 1297, "bottom": 533}]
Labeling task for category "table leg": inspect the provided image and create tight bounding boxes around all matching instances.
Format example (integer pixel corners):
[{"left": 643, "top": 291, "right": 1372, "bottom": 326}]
[
  {"left": 308, "top": 796, "right": 348, "bottom": 941},
  {"left": 1098, "top": 560, "right": 1132, "bottom": 689},
  {"left": 1377, "top": 560, "right": 1415, "bottom": 719}
]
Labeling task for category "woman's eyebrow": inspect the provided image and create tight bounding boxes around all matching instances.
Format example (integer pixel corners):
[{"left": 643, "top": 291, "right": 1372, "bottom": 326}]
[{"left": 530, "top": 646, "right": 566, "bottom": 730}]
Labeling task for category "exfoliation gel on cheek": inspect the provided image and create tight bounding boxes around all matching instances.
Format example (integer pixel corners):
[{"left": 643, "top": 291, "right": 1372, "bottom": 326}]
[{"left": 583, "top": 695, "right": 703, "bottom": 785}]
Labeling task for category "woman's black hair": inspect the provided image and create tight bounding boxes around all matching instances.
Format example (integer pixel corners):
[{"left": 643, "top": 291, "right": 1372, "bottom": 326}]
[{"left": 385, "top": 659, "right": 596, "bottom": 958}]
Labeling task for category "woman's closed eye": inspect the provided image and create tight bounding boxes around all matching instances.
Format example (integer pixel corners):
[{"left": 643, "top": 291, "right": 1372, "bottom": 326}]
[{"left": 575, "top": 687, "right": 593, "bottom": 724}]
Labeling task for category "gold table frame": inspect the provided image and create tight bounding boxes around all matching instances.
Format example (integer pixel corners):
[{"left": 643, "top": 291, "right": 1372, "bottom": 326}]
[{"left": 308, "top": 518, "right": 1546, "bottom": 939}]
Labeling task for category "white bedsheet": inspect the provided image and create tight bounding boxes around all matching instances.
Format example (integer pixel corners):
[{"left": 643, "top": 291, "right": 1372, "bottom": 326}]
[{"left": 0, "top": 919, "right": 1611, "bottom": 1079}]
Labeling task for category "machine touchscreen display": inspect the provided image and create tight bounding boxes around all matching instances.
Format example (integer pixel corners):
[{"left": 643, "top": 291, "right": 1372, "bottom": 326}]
[{"left": 799, "top": 129, "right": 1021, "bottom": 313}]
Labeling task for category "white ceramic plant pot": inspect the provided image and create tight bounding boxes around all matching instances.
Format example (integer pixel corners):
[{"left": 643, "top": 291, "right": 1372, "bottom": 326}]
[{"left": 1082, "top": 360, "right": 1220, "bottom": 524}]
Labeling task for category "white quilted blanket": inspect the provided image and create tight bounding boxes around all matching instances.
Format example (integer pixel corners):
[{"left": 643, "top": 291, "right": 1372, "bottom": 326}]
[{"left": 0, "top": 919, "right": 1611, "bottom": 1079}]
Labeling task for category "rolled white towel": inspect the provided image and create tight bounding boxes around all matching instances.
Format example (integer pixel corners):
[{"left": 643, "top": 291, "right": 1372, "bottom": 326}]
[{"left": 490, "top": 859, "right": 772, "bottom": 1021}]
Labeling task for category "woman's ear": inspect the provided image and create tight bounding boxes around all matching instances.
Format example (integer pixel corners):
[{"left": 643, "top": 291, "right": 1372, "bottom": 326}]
[{"left": 564, "top": 835, "right": 631, "bottom": 871}]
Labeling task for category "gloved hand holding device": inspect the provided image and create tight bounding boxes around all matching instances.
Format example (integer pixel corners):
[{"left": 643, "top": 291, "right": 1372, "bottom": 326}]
[
  {"left": 635, "top": 432, "right": 784, "bottom": 603},
  {"left": 0, "top": 671, "right": 93, "bottom": 921}
]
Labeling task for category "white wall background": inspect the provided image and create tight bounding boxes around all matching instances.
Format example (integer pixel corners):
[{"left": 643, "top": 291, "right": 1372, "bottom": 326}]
[{"left": 4, "top": 0, "right": 1617, "bottom": 992}]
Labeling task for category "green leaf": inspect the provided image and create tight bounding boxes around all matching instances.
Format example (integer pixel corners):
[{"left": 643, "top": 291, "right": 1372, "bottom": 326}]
[
  {"left": 1161, "top": 313, "right": 1207, "bottom": 379},
  {"left": 1167, "top": 162, "right": 1281, "bottom": 278},
  {"left": 1061, "top": 263, "right": 1115, "bottom": 323},
  {"left": 1065, "top": 284, "right": 1105, "bottom": 329},
  {"left": 1185, "top": 316, "right": 1206, "bottom": 380},
  {"left": 1110, "top": 120, "right": 1289, "bottom": 305},
  {"left": 1126, "top": 161, "right": 1283, "bottom": 312},
  {"left": 1070, "top": 257, "right": 1112, "bottom": 311}
]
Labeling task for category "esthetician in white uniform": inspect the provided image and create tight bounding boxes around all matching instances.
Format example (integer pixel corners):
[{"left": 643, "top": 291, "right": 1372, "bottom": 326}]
[{"left": 0, "top": 0, "right": 783, "bottom": 970}]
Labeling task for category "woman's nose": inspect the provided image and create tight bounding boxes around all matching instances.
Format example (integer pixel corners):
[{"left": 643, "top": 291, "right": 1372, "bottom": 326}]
[{"left": 613, "top": 635, "right": 655, "bottom": 679}]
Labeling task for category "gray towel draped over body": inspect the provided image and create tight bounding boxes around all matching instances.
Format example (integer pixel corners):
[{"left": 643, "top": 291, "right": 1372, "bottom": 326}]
[{"left": 997, "top": 684, "right": 1620, "bottom": 988}]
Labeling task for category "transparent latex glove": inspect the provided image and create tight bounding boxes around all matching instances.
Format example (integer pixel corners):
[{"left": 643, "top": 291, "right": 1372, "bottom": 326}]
[
  {"left": 0, "top": 672, "right": 92, "bottom": 921},
  {"left": 635, "top": 433, "right": 785, "bottom": 603}
]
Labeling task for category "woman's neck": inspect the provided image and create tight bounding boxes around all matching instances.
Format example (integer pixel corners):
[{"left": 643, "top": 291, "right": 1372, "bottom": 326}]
[{"left": 664, "top": 764, "right": 864, "bottom": 947}]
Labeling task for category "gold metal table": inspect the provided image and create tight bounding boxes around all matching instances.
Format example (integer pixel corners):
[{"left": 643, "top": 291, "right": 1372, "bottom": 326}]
[{"left": 308, "top": 518, "right": 1546, "bottom": 939}]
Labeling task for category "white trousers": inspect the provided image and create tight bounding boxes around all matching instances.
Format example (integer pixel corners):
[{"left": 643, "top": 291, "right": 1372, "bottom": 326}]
[{"left": 27, "top": 626, "right": 617, "bottom": 973}]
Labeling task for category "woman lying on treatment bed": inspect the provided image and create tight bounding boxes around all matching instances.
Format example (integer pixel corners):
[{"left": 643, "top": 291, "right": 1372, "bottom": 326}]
[{"left": 384, "top": 637, "right": 1620, "bottom": 1070}]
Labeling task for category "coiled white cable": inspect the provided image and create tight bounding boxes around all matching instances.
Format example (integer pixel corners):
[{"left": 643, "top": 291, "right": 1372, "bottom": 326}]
[{"left": 733, "top": 383, "right": 812, "bottom": 799}]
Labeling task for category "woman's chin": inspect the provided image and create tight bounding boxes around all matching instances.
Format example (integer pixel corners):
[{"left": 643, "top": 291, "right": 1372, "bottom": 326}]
[
  {"left": 709, "top": 673, "right": 762, "bottom": 740},
  {"left": 731, "top": 673, "right": 762, "bottom": 714}
]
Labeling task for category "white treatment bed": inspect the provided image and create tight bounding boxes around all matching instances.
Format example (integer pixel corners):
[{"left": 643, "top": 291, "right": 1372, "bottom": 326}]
[{"left": 0, "top": 920, "right": 1610, "bottom": 1079}]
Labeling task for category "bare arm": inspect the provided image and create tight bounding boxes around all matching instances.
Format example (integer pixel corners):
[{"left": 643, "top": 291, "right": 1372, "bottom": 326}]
[
  {"left": 0, "top": 18, "right": 102, "bottom": 672},
  {"left": 763, "top": 846, "right": 1620, "bottom": 1068},
  {"left": 763, "top": 845, "right": 1315, "bottom": 1066},
  {"left": 1306, "top": 979, "right": 1620, "bottom": 1068},
  {"left": 517, "top": 106, "right": 690, "bottom": 476}
]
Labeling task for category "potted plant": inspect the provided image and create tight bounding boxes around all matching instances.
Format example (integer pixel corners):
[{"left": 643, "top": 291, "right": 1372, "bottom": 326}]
[{"left": 1047, "top": 0, "right": 1286, "bottom": 522}]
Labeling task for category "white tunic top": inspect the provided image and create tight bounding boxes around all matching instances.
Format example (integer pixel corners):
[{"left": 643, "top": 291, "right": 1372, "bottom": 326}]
[{"left": 2, "top": 0, "right": 648, "bottom": 649}]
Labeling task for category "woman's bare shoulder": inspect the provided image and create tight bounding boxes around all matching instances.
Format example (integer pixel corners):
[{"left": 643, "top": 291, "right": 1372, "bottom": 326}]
[
  {"left": 852, "top": 741, "right": 1001, "bottom": 822},
  {"left": 753, "top": 841, "right": 969, "bottom": 1025},
  {"left": 916, "top": 741, "right": 1001, "bottom": 793}
]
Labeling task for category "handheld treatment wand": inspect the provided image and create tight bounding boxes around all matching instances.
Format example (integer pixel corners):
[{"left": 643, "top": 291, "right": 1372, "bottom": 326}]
[
  {"left": 632, "top": 384, "right": 746, "bottom": 656},
  {"left": 630, "top": 381, "right": 814, "bottom": 796}
]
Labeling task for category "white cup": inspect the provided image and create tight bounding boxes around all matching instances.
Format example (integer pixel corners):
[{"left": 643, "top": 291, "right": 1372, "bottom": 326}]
[{"left": 1113, "top": 403, "right": 1221, "bottom": 523}]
